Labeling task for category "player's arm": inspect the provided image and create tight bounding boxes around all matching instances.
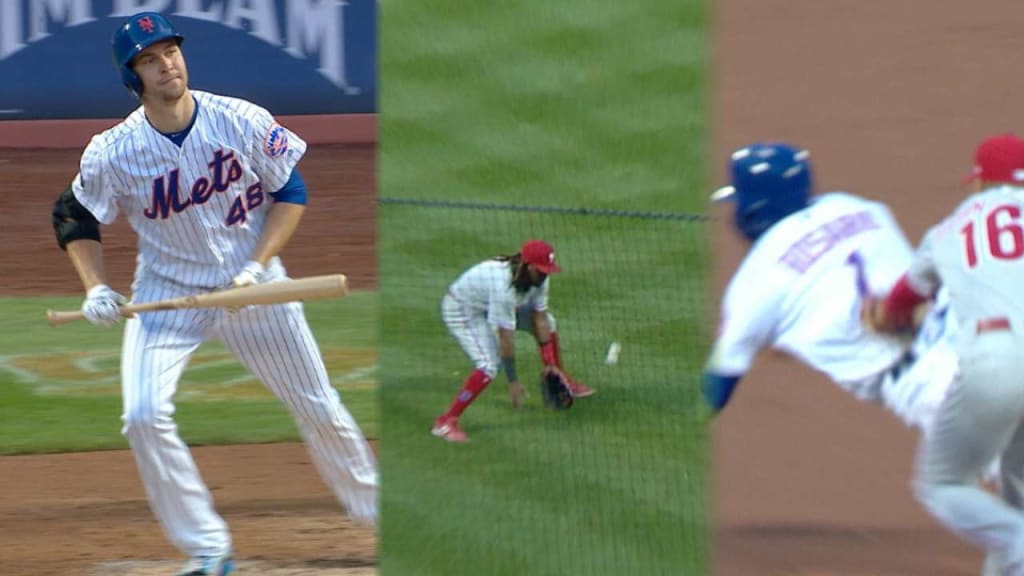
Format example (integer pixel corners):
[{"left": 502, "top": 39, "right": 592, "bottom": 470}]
[
  {"left": 497, "top": 326, "right": 527, "bottom": 408},
  {"left": 529, "top": 278, "right": 558, "bottom": 365},
  {"left": 702, "top": 268, "right": 781, "bottom": 416},
  {"left": 52, "top": 183, "right": 108, "bottom": 290},
  {"left": 52, "top": 181, "right": 127, "bottom": 328},
  {"left": 489, "top": 289, "right": 526, "bottom": 406},
  {"left": 864, "top": 228, "right": 942, "bottom": 334},
  {"left": 702, "top": 372, "right": 743, "bottom": 413},
  {"left": 532, "top": 310, "right": 556, "bottom": 365},
  {"left": 245, "top": 168, "right": 307, "bottom": 266}
]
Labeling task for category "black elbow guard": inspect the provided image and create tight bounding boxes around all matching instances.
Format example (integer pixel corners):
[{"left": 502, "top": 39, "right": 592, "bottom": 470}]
[{"left": 52, "top": 185, "right": 101, "bottom": 251}]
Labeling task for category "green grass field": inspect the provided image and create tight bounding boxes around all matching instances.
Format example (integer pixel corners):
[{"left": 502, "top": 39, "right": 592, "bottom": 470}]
[
  {"left": 380, "top": 1, "right": 711, "bottom": 574},
  {"left": 0, "top": 294, "right": 379, "bottom": 454}
]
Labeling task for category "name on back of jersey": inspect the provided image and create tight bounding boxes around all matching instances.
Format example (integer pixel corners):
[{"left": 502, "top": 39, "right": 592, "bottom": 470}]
[{"left": 779, "top": 210, "right": 880, "bottom": 273}]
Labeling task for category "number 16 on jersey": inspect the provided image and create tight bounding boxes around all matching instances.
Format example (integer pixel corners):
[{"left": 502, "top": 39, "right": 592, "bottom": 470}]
[{"left": 960, "top": 204, "right": 1024, "bottom": 268}]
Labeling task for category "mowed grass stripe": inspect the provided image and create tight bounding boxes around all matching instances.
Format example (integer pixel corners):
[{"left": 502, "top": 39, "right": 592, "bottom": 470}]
[
  {"left": 382, "top": 1, "right": 706, "bottom": 210},
  {"left": 382, "top": 398, "right": 705, "bottom": 575},
  {"left": 0, "top": 294, "right": 379, "bottom": 454}
]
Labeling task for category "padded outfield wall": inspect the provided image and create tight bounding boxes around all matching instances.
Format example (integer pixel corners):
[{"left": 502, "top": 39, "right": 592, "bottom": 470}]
[{"left": 0, "top": 0, "right": 376, "bottom": 146}]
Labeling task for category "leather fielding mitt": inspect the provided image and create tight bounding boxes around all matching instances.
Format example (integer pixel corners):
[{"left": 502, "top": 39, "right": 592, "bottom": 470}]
[{"left": 540, "top": 366, "right": 574, "bottom": 410}]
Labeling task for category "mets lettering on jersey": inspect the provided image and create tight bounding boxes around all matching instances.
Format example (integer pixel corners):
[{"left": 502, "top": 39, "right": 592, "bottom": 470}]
[
  {"left": 72, "top": 91, "right": 306, "bottom": 288},
  {"left": 0, "top": 0, "right": 377, "bottom": 119},
  {"left": 143, "top": 150, "right": 249, "bottom": 220}
]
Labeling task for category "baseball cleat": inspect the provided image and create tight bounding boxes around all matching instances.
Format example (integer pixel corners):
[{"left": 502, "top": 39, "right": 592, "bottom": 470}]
[
  {"left": 432, "top": 416, "right": 469, "bottom": 442},
  {"left": 176, "top": 553, "right": 235, "bottom": 576},
  {"left": 567, "top": 380, "right": 595, "bottom": 398}
]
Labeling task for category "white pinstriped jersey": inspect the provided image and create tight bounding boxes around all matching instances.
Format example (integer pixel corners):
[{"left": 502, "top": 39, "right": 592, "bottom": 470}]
[
  {"left": 708, "top": 193, "right": 914, "bottom": 397},
  {"left": 71, "top": 90, "right": 307, "bottom": 289},
  {"left": 447, "top": 260, "right": 549, "bottom": 330}
]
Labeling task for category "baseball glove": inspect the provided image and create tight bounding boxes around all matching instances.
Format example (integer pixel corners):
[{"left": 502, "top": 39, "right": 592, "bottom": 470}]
[{"left": 540, "top": 366, "right": 574, "bottom": 410}]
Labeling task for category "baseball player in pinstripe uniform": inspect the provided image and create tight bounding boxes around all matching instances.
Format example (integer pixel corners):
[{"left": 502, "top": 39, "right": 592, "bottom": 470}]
[
  {"left": 432, "top": 240, "right": 593, "bottom": 442},
  {"left": 49, "top": 13, "right": 377, "bottom": 575}
]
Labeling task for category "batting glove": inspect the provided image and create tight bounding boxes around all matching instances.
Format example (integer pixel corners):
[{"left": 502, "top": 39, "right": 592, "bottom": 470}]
[
  {"left": 232, "top": 260, "right": 265, "bottom": 288},
  {"left": 81, "top": 284, "right": 128, "bottom": 328}
]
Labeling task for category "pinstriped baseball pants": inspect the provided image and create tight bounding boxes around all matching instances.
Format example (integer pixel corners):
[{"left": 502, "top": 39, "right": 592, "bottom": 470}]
[{"left": 120, "top": 277, "right": 378, "bottom": 557}]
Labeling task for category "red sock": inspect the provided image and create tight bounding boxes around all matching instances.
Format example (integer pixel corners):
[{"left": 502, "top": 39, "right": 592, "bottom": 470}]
[
  {"left": 550, "top": 332, "right": 563, "bottom": 368},
  {"left": 444, "top": 369, "right": 492, "bottom": 419}
]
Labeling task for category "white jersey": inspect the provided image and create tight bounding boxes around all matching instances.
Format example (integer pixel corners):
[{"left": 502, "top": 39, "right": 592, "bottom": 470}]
[
  {"left": 447, "top": 260, "right": 549, "bottom": 331},
  {"left": 709, "top": 192, "right": 914, "bottom": 398},
  {"left": 71, "top": 90, "right": 307, "bottom": 289},
  {"left": 908, "top": 185, "right": 1024, "bottom": 340}
]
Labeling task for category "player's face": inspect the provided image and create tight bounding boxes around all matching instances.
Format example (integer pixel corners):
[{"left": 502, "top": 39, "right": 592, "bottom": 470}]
[{"left": 132, "top": 40, "right": 189, "bottom": 102}]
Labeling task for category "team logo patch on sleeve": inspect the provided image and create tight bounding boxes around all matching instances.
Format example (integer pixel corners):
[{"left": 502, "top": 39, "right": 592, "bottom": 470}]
[{"left": 263, "top": 124, "right": 289, "bottom": 158}]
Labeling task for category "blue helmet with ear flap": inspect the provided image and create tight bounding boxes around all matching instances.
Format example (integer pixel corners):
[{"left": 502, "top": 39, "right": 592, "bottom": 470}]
[
  {"left": 710, "top": 143, "right": 813, "bottom": 242},
  {"left": 111, "top": 12, "right": 185, "bottom": 98}
]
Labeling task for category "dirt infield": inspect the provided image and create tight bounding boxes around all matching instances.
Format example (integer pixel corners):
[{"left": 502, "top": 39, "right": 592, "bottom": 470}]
[
  {"left": 0, "top": 145, "right": 376, "bottom": 575},
  {"left": 713, "top": 1, "right": 1024, "bottom": 575}
]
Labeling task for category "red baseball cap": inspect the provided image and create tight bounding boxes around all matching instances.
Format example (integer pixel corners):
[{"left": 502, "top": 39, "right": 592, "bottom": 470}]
[
  {"left": 963, "top": 133, "right": 1024, "bottom": 184},
  {"left": 520, "top": 239, "right": 561, "bottom": 274}
]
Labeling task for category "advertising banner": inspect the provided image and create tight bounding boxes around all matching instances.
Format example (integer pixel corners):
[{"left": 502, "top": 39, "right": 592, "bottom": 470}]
[{"left": 0, "top": 0, "right": 376, "bottom": 120}]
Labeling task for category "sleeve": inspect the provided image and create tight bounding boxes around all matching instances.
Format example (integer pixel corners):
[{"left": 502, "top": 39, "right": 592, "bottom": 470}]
[
  {"left": 268, "top": 168, "right": 308, "bottom": 205},
  {"left": 247, "top": 105, "right": 308, "bottom": 193},
  {"left": 70, "top": 138, "right": 120, "bottom": 225},
  {"left": 531, "top": 278, "right": 550, "bottom": 311},
  {"left": 705, "top": 267, "right": 784, "bottom": 376}
]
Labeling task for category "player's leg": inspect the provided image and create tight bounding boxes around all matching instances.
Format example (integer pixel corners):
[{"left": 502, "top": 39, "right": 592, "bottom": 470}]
[
  {"left": 514, "top": 306, "right": 593, "bottom": 397},
  {"left": 912, "top": 334, "right": 1024, "bottom": 574},
  {"left": 215, "top": 302, "right": 378, "bottom": 527},
  {"left": 120, "top": 292, "right": 231, "bottom": 559},
  {"left": 981, "top": 422, "right": 1024, "bottom": 576},
  {"left": 886, "top": 312, "right": 1003, "bottom": 488},
  {"left": 434, "top": 295, "right": 500, "bottom": 441}
]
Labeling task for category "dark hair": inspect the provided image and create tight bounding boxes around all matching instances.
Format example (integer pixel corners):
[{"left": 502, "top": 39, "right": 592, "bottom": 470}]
[{"left": 492, "top": 253, "right": 535, "bottom": 293}]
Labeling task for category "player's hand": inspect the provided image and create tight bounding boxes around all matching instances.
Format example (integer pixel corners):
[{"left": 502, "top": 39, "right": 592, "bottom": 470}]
[
  {"left": 509, "top": 380, "right": 527, "bottom": 409},
  {"left": 232, "top": 260, "right": 265, "bottom": 288},
  {"left": 81, "top": 284, "right": 129, "bottom": 328},
  {"left": 861, "top": 296, "right": 914, "bottom": 335}
]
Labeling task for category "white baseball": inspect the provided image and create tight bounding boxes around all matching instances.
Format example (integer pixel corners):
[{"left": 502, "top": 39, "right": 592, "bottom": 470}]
[{"left": 605, "top": 341, "right": 621, "bottom": 365}]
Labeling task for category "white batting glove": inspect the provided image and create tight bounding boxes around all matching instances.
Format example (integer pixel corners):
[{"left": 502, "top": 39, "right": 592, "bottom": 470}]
[
  {"left": 81, "top": 284, "right": 128, "bottom": 328},
  {"left": 232, "top": 260, "right": 265, "bottom": 288}
]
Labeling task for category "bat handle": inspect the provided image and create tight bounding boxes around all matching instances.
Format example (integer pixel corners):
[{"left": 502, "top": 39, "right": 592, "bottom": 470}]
[
  {"left": 46, "top": 309, "right": 87, "bottom": 327},
  {"left": 46, "top": 306, "right": 137, "bottom": 327}
]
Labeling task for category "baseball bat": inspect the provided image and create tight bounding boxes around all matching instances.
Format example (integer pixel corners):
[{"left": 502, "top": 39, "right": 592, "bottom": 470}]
[{"left": 46, "top": 274, "right": 348, "bottom": 328}]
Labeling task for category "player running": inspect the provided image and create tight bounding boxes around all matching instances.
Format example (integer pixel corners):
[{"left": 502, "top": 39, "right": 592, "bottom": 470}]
[{"left": 703, "top": 141, "right": 962, "bottom": 442}]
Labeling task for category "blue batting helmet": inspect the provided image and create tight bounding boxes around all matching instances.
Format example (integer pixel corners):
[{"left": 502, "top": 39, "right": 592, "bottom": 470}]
[
  {"left": 710, "top": 143, "right": 813, "bottom": 242},
  {"left": 111, "top": 12, "right": 185, "bottom": 98}
]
